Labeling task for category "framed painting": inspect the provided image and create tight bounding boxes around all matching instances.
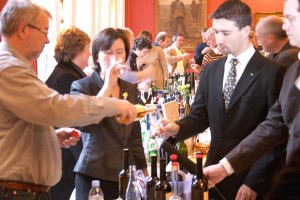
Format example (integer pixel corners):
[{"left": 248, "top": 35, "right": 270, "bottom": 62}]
[
  {"left": 254, "top": 12, "right": 283, "bottom": 26},
  {"left": 156, "top": 0, "right": 207, "bottom": 51}
]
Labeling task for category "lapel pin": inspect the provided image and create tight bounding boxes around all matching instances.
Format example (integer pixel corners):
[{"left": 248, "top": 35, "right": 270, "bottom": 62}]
[{"left": 250, "top": 73, "right": 254, "bottom": 76}]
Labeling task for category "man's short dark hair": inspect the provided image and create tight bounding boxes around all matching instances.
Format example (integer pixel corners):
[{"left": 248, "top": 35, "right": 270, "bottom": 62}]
[
  {"left": 132, "top": 37, "right": 152, "bottom": 51},
  {"left": 210, "top": 0, "right": 252, "bottom": 29}
]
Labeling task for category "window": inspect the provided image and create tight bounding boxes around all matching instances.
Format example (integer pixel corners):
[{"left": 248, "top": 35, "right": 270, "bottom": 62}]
[{"left": 33, "top": 0, "right": 125, "bottom": 81}]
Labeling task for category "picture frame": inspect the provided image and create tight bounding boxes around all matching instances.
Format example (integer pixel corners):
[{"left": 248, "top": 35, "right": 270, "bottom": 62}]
[
  {"left": 156, "top": 0, "right": 207, "bottom": 51},
  {"left": 254, "top": 12, "right": 283, "bottom": 26}
]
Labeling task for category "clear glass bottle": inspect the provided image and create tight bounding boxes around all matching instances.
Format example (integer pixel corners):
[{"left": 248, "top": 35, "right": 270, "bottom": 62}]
[
  {"left": 169, "top": 154, "right": 182, "bottom": 200},
  {"left": 89, "top": 180, "right": 104, "bottom": 200},
  {"left": 125, "top": 165, "right": 141, "bottom": 200},
  {"left": 119, "top": 149, "right": 129, "bottom": 200}
]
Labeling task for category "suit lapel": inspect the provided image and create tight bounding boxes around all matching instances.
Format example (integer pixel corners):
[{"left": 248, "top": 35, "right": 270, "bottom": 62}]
[
  {"left": 227, "top": 51, "right": 261, "bottom": 110},
  {"left": 212, "top": 57, "right": 227, "bottom": 111}
]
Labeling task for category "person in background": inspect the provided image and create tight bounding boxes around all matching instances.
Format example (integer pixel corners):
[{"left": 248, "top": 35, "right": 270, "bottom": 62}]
[
  {"left": 200, "top": 27, "right": 223, "bottom": 69},
  {"left": 71, "top": 28, "right": 148, "bottom": 200},
  {"left": 191, "top": 27, "right": 209, "bottom": 65},
  {"left": 0, "top": 1, "right": 137, "bottom": 200},
  {"left": 121, "top": 27, "right": 135, "bottom": 49},
  {"left": 157, "top": 0, "right": 286, "bottom": 199},
  {"left": 136, "top": 30, "right": 168, "bottom": 89},
  {"left": 164, "top": 32, "right": 191, "bottom": 76},
  {"left": 255, "top": 15, "right": 299, "bottom": 68},
  {"left": 128, "top": 37, "right": 152, "bottom": 72},
  {"left": 153, "top": 31, "right": 171, "bottom": 49},
  {"left": 45, "top": 26, "right": 91, "bottom": 200},
  {"left": 202, "top": 0, "right": 300, "bottom": 195}
]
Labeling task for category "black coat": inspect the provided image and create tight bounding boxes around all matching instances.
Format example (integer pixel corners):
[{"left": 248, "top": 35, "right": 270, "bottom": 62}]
[
  {"left": 176, "top": 51, "right": 286, "bottom": 199},
  {"left": 46, "top": 61, "right": 86, "bottom": 180}
]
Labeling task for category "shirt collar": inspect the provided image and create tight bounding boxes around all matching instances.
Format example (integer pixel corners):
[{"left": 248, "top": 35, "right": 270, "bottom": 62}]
[{"left": 227, "top": 44, "right": 255, "bottom": 66}]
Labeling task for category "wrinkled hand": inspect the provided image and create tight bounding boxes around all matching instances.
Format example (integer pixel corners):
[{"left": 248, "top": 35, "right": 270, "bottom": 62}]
[
  {"left": 56, "top": 127, "right": 81, "bottom": 148},
  {"left": 115, "top": 99, "right": 137, "bottom": 125},
  {"left": 235, "top": 184, "right": 257, "bottom": 200},
  {"left": 155, "top": 119, "right": 179, "bottom": 139},
  {"left": 203, "top": 163, "right": 228, "bottom": 188}
]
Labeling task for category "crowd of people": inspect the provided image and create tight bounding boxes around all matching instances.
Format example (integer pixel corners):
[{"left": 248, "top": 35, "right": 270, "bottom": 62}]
[{"left": 1, "top": 0, "right": 300, "bottom": 199}]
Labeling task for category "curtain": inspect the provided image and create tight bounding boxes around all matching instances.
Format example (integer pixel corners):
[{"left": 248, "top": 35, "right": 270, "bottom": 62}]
[{"left": 35, "top": 0, "right": 125, "bottom": 81}]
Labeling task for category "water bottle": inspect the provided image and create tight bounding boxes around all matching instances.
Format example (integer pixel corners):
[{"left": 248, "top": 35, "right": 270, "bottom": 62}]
[
  {"left": 125, "top": 165, "right": 142, "bottom": 200},
  {"left": 89, "top": 180, "right": 104, "bottom": 200}
]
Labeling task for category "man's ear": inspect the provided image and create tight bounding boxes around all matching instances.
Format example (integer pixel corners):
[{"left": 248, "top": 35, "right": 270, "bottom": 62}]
[{"left": 17, "top": 21, "right": 28, "bottom": 38}]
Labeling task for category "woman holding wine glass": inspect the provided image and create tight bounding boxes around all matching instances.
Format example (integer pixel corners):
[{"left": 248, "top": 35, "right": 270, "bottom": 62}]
[{"left": 70, "top": 28, "right": 148, "bottom": 200}]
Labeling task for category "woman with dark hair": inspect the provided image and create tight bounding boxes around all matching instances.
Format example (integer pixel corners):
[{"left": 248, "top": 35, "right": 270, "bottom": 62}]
[{"left": 71, "top": 28, "right": 148, "bottom": 200}]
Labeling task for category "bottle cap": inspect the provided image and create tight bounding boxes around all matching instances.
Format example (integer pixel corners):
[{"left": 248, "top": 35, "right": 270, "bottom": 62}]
[
  {"left": 196, "top": 153, "right": 203, "bottom": 159},
  {"left": 92, "top": 180, "right": 100, "bottom": 187},
  {"left": 170, "top": 154, "right": 178, "bottom": 161}
]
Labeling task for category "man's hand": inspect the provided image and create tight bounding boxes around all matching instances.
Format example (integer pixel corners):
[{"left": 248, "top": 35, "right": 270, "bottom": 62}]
[
  {"left": 235, "top": 184, "right": 257, "bottom": 200},
  {"left": 55, "top": 128, "right": 81, "bottom": 148},
  {"left": 155, "top": 119, "right": 179, "bottom": 139},
  {"left": 115, "top": 99, "right": 138, "bottom": 125},
  {"left": 203, "top": 163, "right": 228, "bottom": 188}
]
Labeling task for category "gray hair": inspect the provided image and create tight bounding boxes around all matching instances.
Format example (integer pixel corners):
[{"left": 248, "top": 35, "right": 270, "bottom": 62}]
[
  {"left": 155, "top": 32, "right": 170, "bottom": 43},
  {"left": 0, "top": 0, "right": 52, "bottom": 37}
]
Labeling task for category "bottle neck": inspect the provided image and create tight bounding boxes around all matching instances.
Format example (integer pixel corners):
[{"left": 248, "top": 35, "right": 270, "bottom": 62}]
[
  {"left": 159, "top": 159, "right": 166, "bottom": 181},
  {"left": 123, "top": 150, "right": 129, "bottom": 171},
  {"left": 151, "top": 156, "right": 157, "bottom": 177},
  {"left": 196, "top": 157, "right": 203, "bottom": 179}
]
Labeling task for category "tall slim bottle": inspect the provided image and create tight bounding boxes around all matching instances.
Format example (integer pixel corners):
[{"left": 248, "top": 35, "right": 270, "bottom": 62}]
[
  {"left": 191, "top": 153, "right": 208, "bottom": 200},
  {"left": 155, "top": 158, "right": 172, "bottom": 200},
  {"left": 126, "top": 165, "right": 142, "bottom": 200},
  {"left": 169, "top": 154, "right": 182, "bottom": 200},
  {"left": 146, "top": 154, "right": 159, "bottom": 200},
  {"left": 119, "top": 149, "right": 129, "bottom": 200}
]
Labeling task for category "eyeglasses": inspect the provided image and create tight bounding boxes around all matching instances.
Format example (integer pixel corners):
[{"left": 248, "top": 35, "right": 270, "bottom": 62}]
[
  {"left": 27, "top": 23, "right": 48, "bottom": 36},
  {"left": 283, "top": 14, "right": 300, "bottom": 24}
]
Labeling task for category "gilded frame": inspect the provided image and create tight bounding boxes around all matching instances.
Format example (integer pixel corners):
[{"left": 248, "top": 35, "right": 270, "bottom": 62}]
[
  {"left": 254, "top": 12, "right": 283, "bottom": 26},
  {"left": 156, "top": 0, "right": 207, "bottom": 51}
]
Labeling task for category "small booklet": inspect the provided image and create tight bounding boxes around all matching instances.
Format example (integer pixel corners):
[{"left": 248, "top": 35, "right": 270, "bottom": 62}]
[{"left": 161, "top": 100, "right": 180, "bottom": 121}]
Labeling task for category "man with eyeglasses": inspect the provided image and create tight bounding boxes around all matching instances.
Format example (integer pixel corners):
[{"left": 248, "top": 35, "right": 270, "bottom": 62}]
[
  {"left": 204, "top": 0, "right": 300, "bottom": 197},
  {"left": 0, "top": 1, "right": 137, "bottom": 200}
]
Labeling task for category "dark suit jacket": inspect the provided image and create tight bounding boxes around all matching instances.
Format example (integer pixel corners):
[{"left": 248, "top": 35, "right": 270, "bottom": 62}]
[
  {"left": 226, "top": 61, "right": 300, "bottom": 174},
  {"left": 70, "top": 71, "right": 147, "bottom": 181},
  {"left": 176, "top": 51, "right": 286, "bottom": 199},
  {"left": 46, "top": 61, "right": 86, "bottom": 180},
  {"left": 267, "top": 42, "right": 299, "bottom": 68}
]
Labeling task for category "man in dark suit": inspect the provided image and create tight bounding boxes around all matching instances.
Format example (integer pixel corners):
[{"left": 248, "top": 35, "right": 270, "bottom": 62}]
[
  {"left": 203, "top": 0, "right": 300, "bottom": 195},
  {"left": 157, "top": 1, "right": 286, "bottom": 199},
  {"left": 255, "top": 15, "right": 299, "bottom": 68}
]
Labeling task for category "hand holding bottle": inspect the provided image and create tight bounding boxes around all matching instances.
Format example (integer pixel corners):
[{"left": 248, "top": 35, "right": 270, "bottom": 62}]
[{"left": 203, "top": 163, "right": 228, "bottom": 188}]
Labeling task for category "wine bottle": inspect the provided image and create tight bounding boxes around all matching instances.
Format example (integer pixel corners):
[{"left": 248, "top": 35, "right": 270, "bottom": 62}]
[
  {"left": 169, "top": 154, "right": 182, "bottom": 200},
  {"left": 148, "top": 135, "right": 158, "bottom": 164},
  {"left": 119, "top": 149, "right": 129, "bottom": 200},
  {"left": 146, "top": 154, "right": 159, "bottom": 200},
  {"left": 191, "top": 153, "right": 208, "bottom": 200},
  {"left": 155, "top": 158, "right": 172, "bottom": 200},
  {"left": 117, "top": 104, "right": 157, "bottom": 123}
]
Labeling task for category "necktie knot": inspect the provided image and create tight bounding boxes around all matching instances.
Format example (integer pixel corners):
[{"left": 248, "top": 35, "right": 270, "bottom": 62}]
[{"left": 230, "top": 58, "right": 239, "bottom": 67}]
